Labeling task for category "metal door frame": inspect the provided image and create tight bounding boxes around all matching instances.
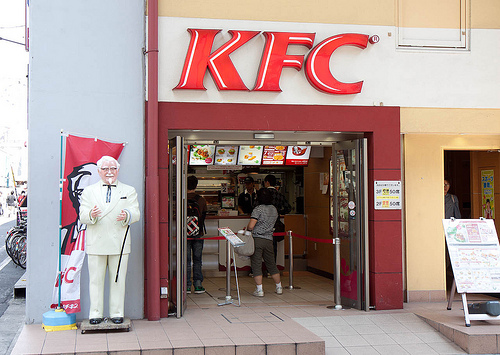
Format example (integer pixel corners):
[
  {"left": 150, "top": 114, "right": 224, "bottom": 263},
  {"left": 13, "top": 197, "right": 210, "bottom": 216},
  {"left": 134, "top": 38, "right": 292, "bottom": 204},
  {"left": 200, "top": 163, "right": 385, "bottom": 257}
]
[
  {"left": 333, "top": 139, "right": 369, "bottom": 311},
  {"left": 168, "top": 136, "right": 188, "bottom": 318}
]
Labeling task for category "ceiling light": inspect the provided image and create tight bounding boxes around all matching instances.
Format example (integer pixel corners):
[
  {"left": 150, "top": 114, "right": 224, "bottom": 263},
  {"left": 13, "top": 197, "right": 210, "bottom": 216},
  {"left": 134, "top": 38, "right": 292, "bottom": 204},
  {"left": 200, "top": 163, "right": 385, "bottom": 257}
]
[{"left": 254, "top": 133, "right": 274, "bottom": 139}]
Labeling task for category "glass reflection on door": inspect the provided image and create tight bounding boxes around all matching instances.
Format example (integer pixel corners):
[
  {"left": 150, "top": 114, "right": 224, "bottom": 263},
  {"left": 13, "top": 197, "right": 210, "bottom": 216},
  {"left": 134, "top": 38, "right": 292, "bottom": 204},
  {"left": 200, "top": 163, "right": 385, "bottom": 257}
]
[
  {"left": 333, "top": 139, "right": 367, "bottom": 310},
  {"left": 168, "top": 136, "right": 187, "bottom": 318}
]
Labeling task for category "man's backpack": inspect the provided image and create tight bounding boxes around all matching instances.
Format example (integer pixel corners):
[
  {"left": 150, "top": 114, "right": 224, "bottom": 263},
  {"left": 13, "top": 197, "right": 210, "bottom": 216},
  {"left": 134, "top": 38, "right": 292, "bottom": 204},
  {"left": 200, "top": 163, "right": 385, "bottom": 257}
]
[{"left": 187, "top": 195, "right": 203, "bottom": 237}]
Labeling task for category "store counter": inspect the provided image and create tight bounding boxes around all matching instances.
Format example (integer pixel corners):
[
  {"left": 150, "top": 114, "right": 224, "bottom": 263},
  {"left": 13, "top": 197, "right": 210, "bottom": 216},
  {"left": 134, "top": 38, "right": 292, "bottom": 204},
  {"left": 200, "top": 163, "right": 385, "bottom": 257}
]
[{"left": 204, "top": 216, "right": 285, "bottom": 272}]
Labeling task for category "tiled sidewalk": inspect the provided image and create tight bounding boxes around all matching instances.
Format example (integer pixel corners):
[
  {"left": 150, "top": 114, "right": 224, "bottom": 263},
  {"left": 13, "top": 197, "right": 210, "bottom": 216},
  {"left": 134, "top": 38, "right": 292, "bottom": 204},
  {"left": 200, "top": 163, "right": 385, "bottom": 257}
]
[
  {"left": 9, "top": 272, "right": 490, "bottom": 354},
  {"left": 295, "top": 312, "right": 466, "bottom": 355}
]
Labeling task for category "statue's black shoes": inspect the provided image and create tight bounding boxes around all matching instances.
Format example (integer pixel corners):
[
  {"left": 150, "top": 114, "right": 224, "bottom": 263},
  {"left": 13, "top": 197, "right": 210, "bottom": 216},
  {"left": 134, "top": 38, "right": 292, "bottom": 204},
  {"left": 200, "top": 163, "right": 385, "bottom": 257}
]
[
  {"left": 89, "top": 318, "right": 103, "bottom": 325},
  {"left": 111, "top": 317, "right": 124, "bottom": 324}
]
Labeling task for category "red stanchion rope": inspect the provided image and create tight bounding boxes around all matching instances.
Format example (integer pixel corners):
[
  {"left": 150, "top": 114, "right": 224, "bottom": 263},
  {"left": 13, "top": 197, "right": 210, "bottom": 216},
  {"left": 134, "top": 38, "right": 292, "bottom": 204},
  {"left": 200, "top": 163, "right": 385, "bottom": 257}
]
[
  {"left": 188, "top": 233, "right": 333, "bottom": 244},
  {"left": 290, "top": 232, "right": 335, "bottom": 244},
  {"left": 187, "top": 236, "right": 226, "bottom": 241}
]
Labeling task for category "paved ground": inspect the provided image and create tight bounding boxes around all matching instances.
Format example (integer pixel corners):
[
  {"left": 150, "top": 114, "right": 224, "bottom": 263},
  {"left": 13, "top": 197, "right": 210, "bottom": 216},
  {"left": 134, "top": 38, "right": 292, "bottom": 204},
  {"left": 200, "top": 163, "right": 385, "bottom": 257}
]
[
  {"left": 10, "top": 272, "right": 472, "bottom": 355},
  {"left": 0, "top": 215, "right": 26, "bottom": 355},
  {"left": 0, "top": 219, "right": 24, "bottom": 319},
  {"left": 0, "top": 297, "right": 24, "bottom": 355}
]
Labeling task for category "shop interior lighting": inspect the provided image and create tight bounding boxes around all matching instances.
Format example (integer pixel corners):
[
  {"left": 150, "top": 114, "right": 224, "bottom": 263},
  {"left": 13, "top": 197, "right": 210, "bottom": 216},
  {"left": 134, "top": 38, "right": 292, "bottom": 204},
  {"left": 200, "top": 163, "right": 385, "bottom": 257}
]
[
  {"left": 242, "top": 167, "right": 260, "bottom": 174},
  {"left": 254, "top": 133, "right": 274, "bottom": 139}
]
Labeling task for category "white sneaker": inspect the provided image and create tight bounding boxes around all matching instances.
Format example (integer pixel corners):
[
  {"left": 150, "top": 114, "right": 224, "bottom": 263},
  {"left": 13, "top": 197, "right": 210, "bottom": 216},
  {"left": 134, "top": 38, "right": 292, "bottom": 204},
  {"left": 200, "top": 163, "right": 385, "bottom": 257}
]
[
  {"left": 275, "top": 286, "right": 283, "bottom": 295},
  {"left": 253, "top": 289, "right": 264, "bottom": 297}
]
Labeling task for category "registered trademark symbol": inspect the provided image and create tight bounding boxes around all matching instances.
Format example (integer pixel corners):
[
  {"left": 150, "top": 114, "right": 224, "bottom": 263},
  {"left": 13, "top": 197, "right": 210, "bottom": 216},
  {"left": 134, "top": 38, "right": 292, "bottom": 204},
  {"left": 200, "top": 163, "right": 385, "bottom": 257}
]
[{"left": 369, "top": 35, "right": 380, "bottom": 44}]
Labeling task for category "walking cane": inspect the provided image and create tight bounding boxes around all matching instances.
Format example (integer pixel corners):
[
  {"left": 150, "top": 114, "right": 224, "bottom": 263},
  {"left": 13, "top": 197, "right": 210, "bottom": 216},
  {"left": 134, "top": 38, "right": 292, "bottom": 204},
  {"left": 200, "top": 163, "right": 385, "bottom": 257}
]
[{"left": 115, "top": 224, "right": 130, "bottom": 282}]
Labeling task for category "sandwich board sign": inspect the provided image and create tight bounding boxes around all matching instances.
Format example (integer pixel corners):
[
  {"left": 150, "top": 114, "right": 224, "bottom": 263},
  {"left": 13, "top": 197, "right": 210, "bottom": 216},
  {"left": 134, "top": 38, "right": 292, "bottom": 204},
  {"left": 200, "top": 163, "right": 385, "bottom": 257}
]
[{"left": 443, "top": 218, "right": 500, "bottom": 326}]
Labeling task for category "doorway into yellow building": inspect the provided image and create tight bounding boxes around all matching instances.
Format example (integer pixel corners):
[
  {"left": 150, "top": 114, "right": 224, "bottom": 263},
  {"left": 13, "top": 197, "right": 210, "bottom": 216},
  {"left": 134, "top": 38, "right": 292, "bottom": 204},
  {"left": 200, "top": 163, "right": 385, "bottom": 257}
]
[{"left": 444, "top": 150, "right": 500, "bottom": 289}]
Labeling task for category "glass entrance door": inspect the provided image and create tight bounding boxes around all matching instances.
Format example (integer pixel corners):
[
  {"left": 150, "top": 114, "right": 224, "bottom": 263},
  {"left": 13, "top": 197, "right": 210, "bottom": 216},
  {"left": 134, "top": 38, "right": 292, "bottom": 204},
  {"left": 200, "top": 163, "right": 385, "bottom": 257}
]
[
  {"left": 168, "top": 136, "right": 188, "bottom": 318},
  {"left": 332, "top": 139, "right": 369, "bottom": 310}
]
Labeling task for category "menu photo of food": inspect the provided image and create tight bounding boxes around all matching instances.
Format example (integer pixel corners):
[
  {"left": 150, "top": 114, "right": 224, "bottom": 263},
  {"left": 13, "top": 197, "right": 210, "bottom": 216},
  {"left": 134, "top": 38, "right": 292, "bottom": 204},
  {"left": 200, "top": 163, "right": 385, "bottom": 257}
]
[
  {"left": 189, "top": 145, "right": 215, "bottom": 165},
  {"left": 214, "top": 145, "right": 238, "bottom": 165},
  {"left": 286, "top": 146, "right": 311, "bottom": 166},
  {"left": 221, "top": 196, "right": 235, "bottom": 208},
  {"left": 262, "top": 146, "right": 287, "bottom": 165},
  {"left": 237, "top": 145, "right": 263, "bottom": 165}
]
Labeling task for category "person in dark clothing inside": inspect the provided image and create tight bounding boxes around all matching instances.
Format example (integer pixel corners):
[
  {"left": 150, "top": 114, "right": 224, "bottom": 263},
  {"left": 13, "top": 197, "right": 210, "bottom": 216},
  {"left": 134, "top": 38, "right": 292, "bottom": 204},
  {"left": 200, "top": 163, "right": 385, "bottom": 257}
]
[
  {"left": 186, "top": 175, "right": 208, "bottom": 294},
  {"left": 238, "top": 176, "right": 257, "bottom": 215},
  {"left": 263, "top": 175, "right": 291, "bottom": 265},
  {"left": 444, "top": 176, "right": 461, "bottom": 288},
  {"left": 444, "top": 177, "right": 461, "bottom": 219}
]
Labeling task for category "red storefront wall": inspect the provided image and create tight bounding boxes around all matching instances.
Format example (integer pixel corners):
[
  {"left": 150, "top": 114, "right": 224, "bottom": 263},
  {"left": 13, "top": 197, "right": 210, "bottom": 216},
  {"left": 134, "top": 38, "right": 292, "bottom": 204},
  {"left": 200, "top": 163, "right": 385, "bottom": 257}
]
[{"left": 145, "top": 102, "right": 402, "bottom": 317}]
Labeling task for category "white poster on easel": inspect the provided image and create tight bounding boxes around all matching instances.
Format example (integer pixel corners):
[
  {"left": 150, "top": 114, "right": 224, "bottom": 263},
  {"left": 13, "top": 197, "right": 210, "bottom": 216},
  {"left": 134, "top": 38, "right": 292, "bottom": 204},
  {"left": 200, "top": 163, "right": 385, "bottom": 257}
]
[{"left": 443, "top": 218, "right": 500, "bottom": 293}]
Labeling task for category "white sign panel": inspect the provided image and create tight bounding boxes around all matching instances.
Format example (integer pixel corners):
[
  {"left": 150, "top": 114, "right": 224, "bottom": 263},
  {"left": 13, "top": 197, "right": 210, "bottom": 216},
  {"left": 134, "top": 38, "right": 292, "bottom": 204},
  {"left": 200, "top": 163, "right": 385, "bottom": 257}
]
[
  {"left": 374, "top": 181, "right": 402, "bottom": 210},
  {"left": 218, "top": 227, "right": 245, "bottom": 247},
  {"left": 443, "top": 219, "right": 500, "bottom": 293}
]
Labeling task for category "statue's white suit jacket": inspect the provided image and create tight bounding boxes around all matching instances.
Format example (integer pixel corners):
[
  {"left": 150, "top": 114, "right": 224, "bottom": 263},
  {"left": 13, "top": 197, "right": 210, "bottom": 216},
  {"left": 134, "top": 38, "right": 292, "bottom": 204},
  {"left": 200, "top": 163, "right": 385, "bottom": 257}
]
[{"left": 79, "top": 180, "right": 140, "bottom": 255}]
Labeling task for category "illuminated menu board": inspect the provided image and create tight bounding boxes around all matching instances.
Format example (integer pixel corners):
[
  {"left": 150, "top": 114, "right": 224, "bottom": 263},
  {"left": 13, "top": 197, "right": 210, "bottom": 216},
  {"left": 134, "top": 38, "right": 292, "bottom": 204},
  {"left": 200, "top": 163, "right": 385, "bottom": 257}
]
[
  {"left": 214, "top": 146, "right": 238, "bottom": 165},
  {"left": 262, "top": 146, "right": 287, "bottom": 165},
  {"left": 189, "top": 145, "right": 215, "bottom": 165},
  {"left": 237, "top": 146, "right": 263, "bottom": 165},
  {"left": 285, "top": 146, "right": 311, "bottom": 166}
]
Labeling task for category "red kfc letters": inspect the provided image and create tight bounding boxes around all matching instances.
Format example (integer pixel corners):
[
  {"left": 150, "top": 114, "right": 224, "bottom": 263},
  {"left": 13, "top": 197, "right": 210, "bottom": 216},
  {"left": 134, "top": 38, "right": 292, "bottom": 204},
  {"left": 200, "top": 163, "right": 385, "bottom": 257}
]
[
  {"left": 253, "top": 32, "right": 316, "bottom": 92},
  {"left": 175, "top": 29, "right": 373, "bottom": 95},
  {"left": 305, "top": 33, "right": 368, "bottom": 94},
  {"left": 175, "top": 29, "right": 259, "bottom": 90}
]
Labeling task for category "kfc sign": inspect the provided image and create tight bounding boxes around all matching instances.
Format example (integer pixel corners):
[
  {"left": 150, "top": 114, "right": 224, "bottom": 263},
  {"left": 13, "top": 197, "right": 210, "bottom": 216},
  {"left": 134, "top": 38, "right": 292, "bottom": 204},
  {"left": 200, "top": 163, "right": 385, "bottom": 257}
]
[{"left": 175, "top": 29, "right": 376, "bottom": 95}]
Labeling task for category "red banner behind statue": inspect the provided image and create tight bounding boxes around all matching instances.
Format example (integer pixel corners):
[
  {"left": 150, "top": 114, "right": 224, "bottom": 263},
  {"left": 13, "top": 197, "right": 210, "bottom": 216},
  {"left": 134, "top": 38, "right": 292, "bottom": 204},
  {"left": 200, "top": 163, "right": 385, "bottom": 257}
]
[{"left": 51, "top": 134, "right": 124, "bottom": 313}]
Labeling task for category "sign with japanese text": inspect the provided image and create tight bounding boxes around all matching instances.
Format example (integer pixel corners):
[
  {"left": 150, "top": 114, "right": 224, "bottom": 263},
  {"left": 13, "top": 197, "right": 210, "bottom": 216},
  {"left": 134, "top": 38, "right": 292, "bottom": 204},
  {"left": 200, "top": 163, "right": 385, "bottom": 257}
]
[
  {"left": 214, "top": 146, "right": 238, "bottom": 165},
  {"left": 218, "top": 227, "right": 245, "bottom": 247},
  {"left": 189, "top": 145, "right": 215, "bottom": 165},
  {"left": 262, "top": 146, "right": 287, "bottom": 165},
  {"left": 237, "top": 146, "right": 263, "bottom": 165},
  {"left": 374, "top": 181, "right": 402, "bottom": 210},
  {"left": 285, "top": 146, "right": 311, "bottom": 166},
  {"left": 443, "top": 219, "right": 500, "bottom": 293},
  {"left": 481, "top": 170, "right": 495, "bottom": 219}
]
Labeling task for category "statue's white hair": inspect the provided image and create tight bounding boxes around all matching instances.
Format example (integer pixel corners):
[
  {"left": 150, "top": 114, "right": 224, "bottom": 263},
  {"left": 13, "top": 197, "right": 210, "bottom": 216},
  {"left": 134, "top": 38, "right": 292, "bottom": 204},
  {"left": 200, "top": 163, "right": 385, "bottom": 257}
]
[{"left": 96, "top": 156, "right": 120, "bottom": 169}]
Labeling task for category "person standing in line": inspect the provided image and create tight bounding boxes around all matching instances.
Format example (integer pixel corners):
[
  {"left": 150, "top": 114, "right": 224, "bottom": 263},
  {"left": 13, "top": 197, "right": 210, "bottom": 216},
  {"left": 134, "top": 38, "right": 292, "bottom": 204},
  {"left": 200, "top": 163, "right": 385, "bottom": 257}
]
[
  {"left": 263, "top": 174, "right": 291, "bottom": 264},
  {"left": 238, "top": 176, "right": 257, "bottom": 215},
  {"left": 79, "top": 156, "right": 140, "bottom": 325},
  {"left": 247, "top": 187, "right": 283, "bottom": 297},
  {"left": 186, "top": 175, "right": 208, "bottom": 294},
  {"left": 444, "top": 177, "right": 461, "bottom": 219},
  {"left": 238, "top": 176, "right": 258, "bottom": 277}
]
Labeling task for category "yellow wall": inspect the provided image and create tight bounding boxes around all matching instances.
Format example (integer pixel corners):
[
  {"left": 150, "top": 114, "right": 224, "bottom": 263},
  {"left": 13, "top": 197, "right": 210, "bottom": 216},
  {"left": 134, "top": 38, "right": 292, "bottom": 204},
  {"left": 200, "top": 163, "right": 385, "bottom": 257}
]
[
  {"left": 404, "top": 110, "right": 500, "bottom": 293},
  {"left": 472, "top": 0, "right": 500, "bottom": 29},
  {"left": 398, "top": 0, "right": 467, "bottom": 29},
  {"left": 157, "top": 0, "right": 500, "bottom": 29},
  {"left": 158, "top": 0, "right": 395, "bottom": 26},
  {"left": 401, "top": 108, "right": 500, "bottom": 134}
]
